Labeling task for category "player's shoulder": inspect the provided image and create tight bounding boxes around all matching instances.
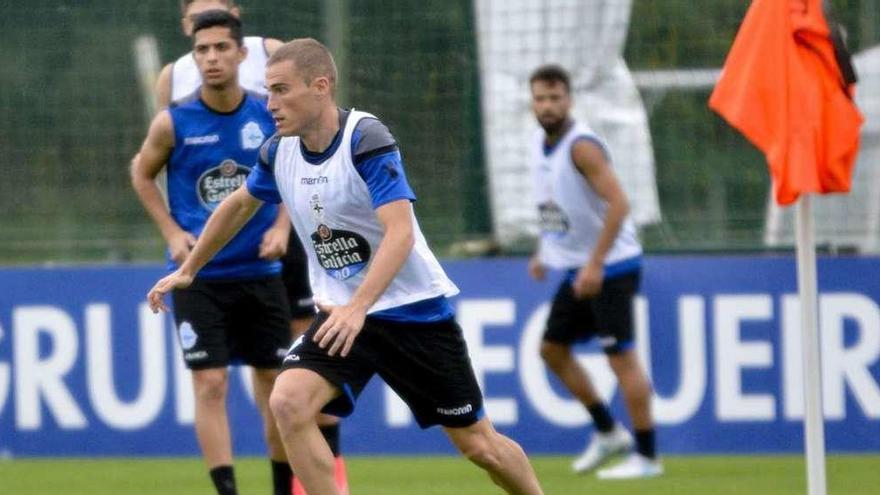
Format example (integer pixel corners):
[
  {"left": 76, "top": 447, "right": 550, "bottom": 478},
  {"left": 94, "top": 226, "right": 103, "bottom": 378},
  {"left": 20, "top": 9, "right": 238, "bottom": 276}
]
[
  {"left": 351, "top": 112, "right": 398, "bottom": 159},
  {"left": 259, "top": 37, "right": 284, "bottom": 57},
  {"left": 569, "top": 122, "right": 610, "bottom": 162},
  {"left": 259, "top": 133, "right": 285, "bottom": 167},
  {"left": 157, "top": 62, "right": 174, "bottom": 83},
  {"left": 147, "top": 108, "right": 175, "bottom": 143},
  {"left": 168, "top": 89, "right": 201, "bottom": 110}
]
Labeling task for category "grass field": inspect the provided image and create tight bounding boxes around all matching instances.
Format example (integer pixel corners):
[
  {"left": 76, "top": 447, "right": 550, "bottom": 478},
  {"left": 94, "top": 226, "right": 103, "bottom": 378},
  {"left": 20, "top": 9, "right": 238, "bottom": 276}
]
[{"left": 1, "top": 455, "right": 877, "bottom": 494}]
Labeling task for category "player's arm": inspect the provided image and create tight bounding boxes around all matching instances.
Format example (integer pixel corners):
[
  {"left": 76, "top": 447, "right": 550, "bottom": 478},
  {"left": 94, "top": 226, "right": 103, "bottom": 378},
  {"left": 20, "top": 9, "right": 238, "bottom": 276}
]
[
  {"left": 263, "top": 37, "right": 284, "bottom": 57},
  {"left": 148, "top": 186, "right": 265, "bottom": 312},
  {"left": 528, "top": 157, "right": 546, "bottom": 281},
  {"left": 259, "top": 203, "right": 291, "bottom": 260},
  {"left": 129, "top": 64, "right": 174, "bottom": 214},
  {"left": 314, "top": 199, "right": 414, "bottom": 357},
  {"left": 180, "top": 186, "right": 264, "bottom": 276},
  {"left": 154, "top": 63, "right": 174, "bottom": 110},
  {"left": 130, "top": 110, "right": 196, "bottom": 264},
  {"left": 571, "top": 138, "right": 630, "bottom": 298},
  {"left": 528, "top": 246, "right": 546, "bottom": 281},
  {"left": 147, "top": 136, "right": 284, "bottom": 313},
  {"left": 350, "top": 199, "right": 415, "bottom": 308}
]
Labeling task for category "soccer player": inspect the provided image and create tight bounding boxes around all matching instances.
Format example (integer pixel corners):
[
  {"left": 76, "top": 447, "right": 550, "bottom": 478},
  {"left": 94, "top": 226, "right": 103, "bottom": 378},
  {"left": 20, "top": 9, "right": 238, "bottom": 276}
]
[
  {"left": 156, "top": 0, "right": 282, "bottom": 107},
  {"left": 527, "top": 64, "right": 662, "bottom": 479},
  {"left": 147, "top": 38, "right": 545, "bottom": 495},
  {"left": 155, "top": 2, "right": 349, "bottom": 491},
  {"left": 131, "top": 11, "right": 290, "bottom": 495}
]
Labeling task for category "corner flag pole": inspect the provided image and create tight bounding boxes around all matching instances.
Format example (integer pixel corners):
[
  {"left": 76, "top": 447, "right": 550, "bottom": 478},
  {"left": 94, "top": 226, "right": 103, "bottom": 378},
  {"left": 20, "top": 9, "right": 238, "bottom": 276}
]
[{"left": 795, "top": 194, "right": 827, "bottom": 495}]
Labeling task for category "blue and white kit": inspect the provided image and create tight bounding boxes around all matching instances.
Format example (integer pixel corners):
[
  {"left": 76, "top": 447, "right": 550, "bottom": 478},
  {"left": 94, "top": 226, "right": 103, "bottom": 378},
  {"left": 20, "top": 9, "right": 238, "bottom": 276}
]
[
  {"left": 167, "top": 91, "right": 280, "bottom": 279},
  {"left": 247, "top": 109, "right": 459, "bottom": 321}
]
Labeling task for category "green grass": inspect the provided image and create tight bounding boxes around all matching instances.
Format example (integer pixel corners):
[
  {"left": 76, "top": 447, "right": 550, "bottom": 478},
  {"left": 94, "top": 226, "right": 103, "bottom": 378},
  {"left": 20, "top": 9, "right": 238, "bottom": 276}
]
[{"left": 1, "top": 455, "right": 877, "bottom": 494}]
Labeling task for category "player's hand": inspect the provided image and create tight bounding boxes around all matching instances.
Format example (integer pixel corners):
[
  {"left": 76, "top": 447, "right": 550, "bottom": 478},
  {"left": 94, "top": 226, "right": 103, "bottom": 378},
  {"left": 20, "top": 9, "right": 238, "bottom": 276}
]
[
  {"left": 528, "top": 255, "right": 546, "bottom": 281},
  {"left": 166, "top": 229, "right": 197, "bottom": 265},
  {"left": 147, "top": 270, "right": 194, "bottom": 313},
  {"left": 259, "top": 225, "right": 288, "bottom": 260},
  {"left": 572, "top": 260, "right": 603, "bottom": 299},
  {"left": 313, "top": 302, "right": 367, "bottom": 358}
]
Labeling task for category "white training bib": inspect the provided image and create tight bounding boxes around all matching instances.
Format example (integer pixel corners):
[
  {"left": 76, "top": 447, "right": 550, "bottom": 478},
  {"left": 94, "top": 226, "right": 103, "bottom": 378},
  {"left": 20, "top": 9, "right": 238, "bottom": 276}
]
[
  {"left": 171, "top": 36, "right": 269, "bottom": 103},
  {"left": 532, "top": 121, "right": 642, "bottom": 270},
  {"left": 273, "top": 110, "right": 460, "bottom": 313}
]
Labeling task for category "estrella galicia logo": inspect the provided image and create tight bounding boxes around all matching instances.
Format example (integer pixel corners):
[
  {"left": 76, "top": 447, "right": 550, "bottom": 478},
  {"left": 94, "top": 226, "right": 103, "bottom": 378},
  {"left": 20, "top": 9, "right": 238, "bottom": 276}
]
[
  {"left": 196, "top": 159, "right": 251, "bottom": 210},
  {"left": 538, "top": 201, "right": 570, "bottom": 238},
  {"left": 310, "top": 225, "right": 371, "bottom": 280},
  {"left": 241, "top": 121, "right": 265, "bottom": 150}
]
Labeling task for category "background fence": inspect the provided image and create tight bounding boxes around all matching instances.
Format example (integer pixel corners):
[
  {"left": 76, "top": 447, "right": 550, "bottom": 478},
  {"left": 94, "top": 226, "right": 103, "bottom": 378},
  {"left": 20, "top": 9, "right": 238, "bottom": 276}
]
[{"left": 1, "top": 0, "right": 878, "bottom": 263}]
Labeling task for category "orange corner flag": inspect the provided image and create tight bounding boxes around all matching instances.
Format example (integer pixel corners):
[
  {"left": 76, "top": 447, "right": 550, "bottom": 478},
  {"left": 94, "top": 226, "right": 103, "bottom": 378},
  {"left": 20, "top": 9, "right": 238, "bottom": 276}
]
[{"left": 709, "top": 0, "right": 864, "bottom": 206}]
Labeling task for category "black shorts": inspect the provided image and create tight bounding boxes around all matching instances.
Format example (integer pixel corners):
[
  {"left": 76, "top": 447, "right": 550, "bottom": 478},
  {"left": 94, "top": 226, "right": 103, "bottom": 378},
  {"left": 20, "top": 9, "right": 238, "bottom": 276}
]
[
  {"left": 543, "top": 270, "right": 640, "bottom": 354},
  {"left": 282, "top": 233, "right": 315, "bottom": 319},
  {"left": 282, "top": 313, "right": 485, "bottom": 429},
  {"left": 172, "top": 275, "right": 292, "bottom": 370}
]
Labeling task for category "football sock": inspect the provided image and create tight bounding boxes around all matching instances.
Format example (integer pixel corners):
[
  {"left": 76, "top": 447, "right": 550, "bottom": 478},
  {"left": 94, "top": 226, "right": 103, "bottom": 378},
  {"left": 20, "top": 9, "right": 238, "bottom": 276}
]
[
  {"left": 635, "top": 429, "right": 656, "bottom": 459},
  {"left": 270, "top": 460, "right": 292, "bottom": 495},
  {"left": 587, "top": 403, "right": 615, "bottom": 433},
  {"left": 209, "top": 465, "right": 238, "bottom": 495},
  {"left": 320, "top": 423, "right": 341, "bottom": 457}
]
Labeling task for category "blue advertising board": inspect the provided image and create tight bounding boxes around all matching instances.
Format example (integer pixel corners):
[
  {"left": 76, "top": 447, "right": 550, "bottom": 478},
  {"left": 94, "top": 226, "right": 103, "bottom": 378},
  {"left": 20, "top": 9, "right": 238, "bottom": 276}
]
[{"left": 0, "top": 256, "right": 878, "bottom": 457}]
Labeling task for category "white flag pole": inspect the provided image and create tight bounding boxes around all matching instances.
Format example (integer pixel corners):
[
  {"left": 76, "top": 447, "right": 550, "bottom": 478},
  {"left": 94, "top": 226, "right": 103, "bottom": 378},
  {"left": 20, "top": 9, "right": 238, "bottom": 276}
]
[{"left": 795, "top": 193, "right": 827, "bottom": 495}]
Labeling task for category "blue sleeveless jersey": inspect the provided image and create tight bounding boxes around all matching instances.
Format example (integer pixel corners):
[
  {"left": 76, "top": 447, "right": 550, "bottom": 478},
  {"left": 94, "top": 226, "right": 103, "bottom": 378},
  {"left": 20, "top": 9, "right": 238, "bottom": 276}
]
[{"left": 167, "top": 91, "right": 280, "bottom": 279}]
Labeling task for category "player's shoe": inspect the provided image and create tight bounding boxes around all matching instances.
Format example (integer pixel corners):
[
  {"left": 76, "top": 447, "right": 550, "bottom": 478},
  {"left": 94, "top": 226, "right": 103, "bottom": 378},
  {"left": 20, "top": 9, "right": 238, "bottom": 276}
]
[
  {"left": 571, "top": 424, "right": 633, "bottom": 473},
  {"left": 596, "top": 453, "right": 663, "bottom": 480},
  {"left": 292, "top": 455, "right": 349, "bottom": 495}
]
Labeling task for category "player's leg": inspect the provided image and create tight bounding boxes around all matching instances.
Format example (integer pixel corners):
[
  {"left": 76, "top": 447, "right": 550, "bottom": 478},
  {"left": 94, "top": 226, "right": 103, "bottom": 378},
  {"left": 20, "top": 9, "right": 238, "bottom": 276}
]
[
  {"left": 271, "top": 313, "right": 374, "bottom": 495},
  {"left": 373, "top": 316, "right": 543, "bottom": 494},
  {"left": 172, "top": 282, "right": 239, "bottom": 494},
  {"left": 283, "top": 241, "right": 350, "bottom": 494},
  {"left": 596, "top": 347, "right": 661, "bottom": 479},
  {"left": 192, "top": 367, "right": 234, "bottom": 465},
  {"left": 608, "top": 348, "right": 653, "bottom": 438},
  {"left": 250, "top": 366, "right": 291, "bottom": 495},
  {"left": 284, "top": 233, "right": 345, "bottom": 441},
  {"left": 235, "top": 276, "right": 298, "bottom": 494},
  {"left": 293, "top": 316, "right": 345, "bottom": 459},
  {"left": 289, "top": 314, "right": 348, "bottom": 495},
  {"left": 270, "top": 368, "right": 341, "bottom": 495},
  {"left": 540, "top": 341, "right": 609, "bottom": 422},
  {"left": 591, "top": 271, "right": 661, "bottom": 479},
  {"left": 540, "top": 279, "right": 630, "bottom": 472},
  {"left": 444, "top": 418, "right": 544, "bottom": 495},
  {"left": 291, "top": 316, "right": 345, "bottom": 461}
]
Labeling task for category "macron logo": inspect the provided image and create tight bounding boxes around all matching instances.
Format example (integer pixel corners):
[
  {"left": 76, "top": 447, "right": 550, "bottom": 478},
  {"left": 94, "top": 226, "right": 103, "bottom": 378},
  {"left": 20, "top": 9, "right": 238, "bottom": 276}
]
[
  {"left": 301, "top": 176, "right": 329, "bottom": 185},
  {"left": 436, "top": 403, "right": 473, "bottom": 416},
  {"left": 184, "top": 134, "right": 220, "bottom": 146}
]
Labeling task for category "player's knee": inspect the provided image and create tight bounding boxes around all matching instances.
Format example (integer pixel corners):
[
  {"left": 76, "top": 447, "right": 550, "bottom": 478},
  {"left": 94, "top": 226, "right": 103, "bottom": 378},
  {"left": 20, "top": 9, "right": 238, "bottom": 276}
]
[
  {"left": 608, "top": 349, "right": 642, "bottom": 377},
  {"left": 269, "top": 380, "right": 315, "bottom": 427},
  {"left": 609, "top": 352, "right": 652, "bottom": 393},
  {"left": 193, "top": 370, "right": 227, "bottom": 404},
  {"left": 540, "top": 340, "right": 569, "bottom": 368}
]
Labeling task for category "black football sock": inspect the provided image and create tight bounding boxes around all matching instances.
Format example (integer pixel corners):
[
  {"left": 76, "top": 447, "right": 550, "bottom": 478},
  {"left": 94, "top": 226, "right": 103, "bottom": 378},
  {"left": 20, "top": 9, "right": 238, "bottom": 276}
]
[
  {"left": 209, "top": 465, "right": 238, "bottom": 495},
  {"left": 587, "top": 403, "right": 615, "bottom": 433},
  {"left": 271, "top": 460, "right": 292, "bottom": 495},
  {"left": 635, "top": 429, "right": 656, "bottom": 459},
  {"left": 320, "top": 423, "right": 341, "bottom": 457}
]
